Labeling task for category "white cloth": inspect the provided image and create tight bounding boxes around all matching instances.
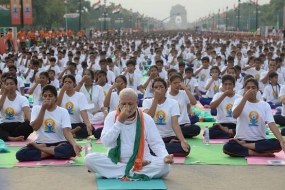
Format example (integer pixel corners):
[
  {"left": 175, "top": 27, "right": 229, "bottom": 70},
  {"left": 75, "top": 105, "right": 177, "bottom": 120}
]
[
  {"left": 84, "top": 111, "right": 170, "bottom": 179},
  {"left": 211, "top": 92, "right": 242, "bottom": 123},
  {"left": 31, "top": 105, "right": 71, "bottom": 143},
  {"left": 233, "top": 98, "right": 274, "bottom": 141},
  {"left": 0, "top": 94, "right": 29, "bottom": 122},
  {"left": 143, "top": 98, "right": 180, "bottom": 138}
]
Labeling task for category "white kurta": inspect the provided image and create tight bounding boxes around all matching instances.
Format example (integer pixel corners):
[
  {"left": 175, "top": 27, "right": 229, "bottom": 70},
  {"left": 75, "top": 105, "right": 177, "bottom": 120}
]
[{"left": 84, "top": 111, "right": 170, "bottom": 179}]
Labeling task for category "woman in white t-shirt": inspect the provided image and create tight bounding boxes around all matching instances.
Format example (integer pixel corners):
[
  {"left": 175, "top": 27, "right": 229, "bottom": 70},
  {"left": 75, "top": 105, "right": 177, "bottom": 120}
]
[
  {"left": 104, "top": 75, "right": 127, "bottom": 112},
  {"left": 209, "top": 75, "right": 242, "bottom": 139},
  {"left": 0, "top": 76, "right": 33, "bottom": 142},
  {"left": 57, "top": 74, "right": 93, "bottom": 139},
  {"left": 27, "top": 71, "right": 50, "bottom": 106},
  {"left": 16, "top": 85, "right": 81, "bottom": 161},
  {"left": 143, "top": 77, "right": 190, "bottom": 157},
  {"left": 75, "top": 69, "right": 108, "bottom": 126},
  {"left": 262, "top": 72, "right": 282, "bottom": 109},
  {"left": 273, "top": 84, "right": 285, "bottom": 136},
  {"left": 166, "top": 73, "right": 201, "bottom": 138},
  {"left": 223, "top": 78, "right": 285, "bottom": 157}
]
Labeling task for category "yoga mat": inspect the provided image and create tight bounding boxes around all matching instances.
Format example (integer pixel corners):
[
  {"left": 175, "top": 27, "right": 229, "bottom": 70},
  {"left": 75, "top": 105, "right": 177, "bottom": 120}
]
[
  {"left": 96, "top": 174, "right": 167, "bottom": 190},
  {"left": 0, "top": 147, "right": 21, "bottom": 168},
  {"left": 15, "top": 158, "right": 75, "bottom": 167},
  {"left": 246, "top": 152, "right": 285, "bottom": 165},
  {"left": 6, "top": 133, "right": 36, "bottom": 147},
  {"left": 93, "top": 124, "right": 104, "bottom": 129},
  {"left": 184, "top": 136, "right": 247, "bottom": 165},
  {"left": 200, "top": 130, "right": 229, "bottom": 144},
  {"left": 96, "top": 139, "right": 102, "bottom": 144},
  {"left": 173, "top": 157, "right": 186, "bottom": 164}
]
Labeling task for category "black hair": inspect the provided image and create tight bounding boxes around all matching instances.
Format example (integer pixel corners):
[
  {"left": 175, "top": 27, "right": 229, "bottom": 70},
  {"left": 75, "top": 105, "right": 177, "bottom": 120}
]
[
  {"left": 185, "top": 67, "right": 193, "bottom": 73},
  {"left": 269, "top": 71, "right": 278, "bottom": 79},
  {"left": 126, "top": 59, "right": 136, "bottom": 66},
  {"left": 5, "top": 76, "right": 17, "bottom": 85},
  {"left": 84, "top": 69, "right": 95, "bottom": 80},
  {"left": 201, "top": 57, "right": 209, "bottom": 62},
  {"left": 48, "top": 69, "right": 55, "bottom": 75},
  {"left": 42, "top": 84, "right": 57, "bottom": 97},
  {"left": 169, "top": 73, "right": 183, "bottom": 83},
  {"left": 155, "top": 59, "right": 163, "bottom": 65},
  {"left": 115, "top": 75, "right": 127, "bottom": 85},
  {"left": 49, "top": 57, "right": 56, "bottom": 62},
  {"left": 179, "top": 62, "right": 185, "bottom": 67},
  {"left": 210, "top": 66, "right": 221, "bottom": 75},
  {"left": 8, "top": 65, "right": 17, "bottom": 71},
  {"left": 222, "top": 74, "right": 236, "bottom": 87},
  {"left": 244, "top": 78, "right": 259, "bottom": 89},
  {"left": 152, "top": 77, "right": 167, "bottom": 89},
  {"left": 63, "top": 74, "right": 76, "bottom": 84}
]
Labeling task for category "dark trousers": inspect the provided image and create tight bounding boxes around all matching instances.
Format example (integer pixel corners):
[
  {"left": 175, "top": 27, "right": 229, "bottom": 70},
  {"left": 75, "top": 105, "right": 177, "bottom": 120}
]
[
  {"left": 163, "top": 136, "right": 190, "bottom": 157},
  {"left": 209, "top": 123, "right": 236, "bottom": 139},
  {"left": 20, "top": 42, "right": 26, "bottom": 49},
  {"left": 180, "top": 123, "right": 201, "bottom": 138},
  {"left": 71, "top": 123, "right": 95, "bottom": 139},
  {"left": 223, "top": 138, "right": 281, "bottom": 157},
  {"left": 16, "top": 141, "right": 76, "bottom": 161},
  {"left": 6, "top": 40, "right": 13, "bottom": 52},
  {"left": 268, "top": 102, "right": 282, "bottom": 109},
  {"left": 0, "top": 122, "right": 33, "bottom": 141},
  {"left": 199, "top": 97, "right": 212, "bottom": 106}
]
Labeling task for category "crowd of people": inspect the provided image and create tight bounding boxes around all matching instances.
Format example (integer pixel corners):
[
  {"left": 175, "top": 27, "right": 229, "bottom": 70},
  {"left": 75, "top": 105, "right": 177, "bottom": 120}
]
[{"left": 1, "top": 28, "right": 285, "bottom": 180}]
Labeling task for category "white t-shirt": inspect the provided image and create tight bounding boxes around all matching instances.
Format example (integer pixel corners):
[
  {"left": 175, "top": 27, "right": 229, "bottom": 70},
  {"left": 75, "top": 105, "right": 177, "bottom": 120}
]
[
  {"left": 205, "top": 78, "right": 221, "bottom": 98},
  {"left": 31, "top": 105, "right": 71, "bottom": 144},
  {"left": 32, "top": 84, "right": 44, "bottom": 106},
  {"left": 79, "top": 85, "right": 104, "bottom": 113},
  {"left": 125, "top": 72, "right": 142, "bottom": 91},
  {"left": 166, "top": 90, "right": 190, "bottom": 125},
  {"left": 211, "top": 92, "right": 242, "bottom": 123},
  {"left": 279, "top": 85, "right": 285, "bottom": 116},
  {"left": 101, "top": 83, "right": 111, "bottom": 97},
  {"left": 144, "top": 77, "right": 154, "bottom": 98},
  {"left": 196, "top": 67, "right": 211, "bottom": 92},
  {"left": 184, "top": 78, "right": 198, "bottom": 94},
  {"left": 50, "top": 78, "right": 60, "bottom": 89},
  {"left": 60, "top": 92, "right": 88, "bottom": 123},
  {"left": 143, "top": 98, "right": 180, "bottom": 138},
  {"left": 262, "top": 84, "right": 281, "bottom": 103},
  {"left": 109, "top": 91, "right": 120, "bottom": 112},
  {"left": 0, "top": 94, "right": 29, "bottom": 122},
  {"left": 233, "top": 98, "right": 274, "bottom": 141}
]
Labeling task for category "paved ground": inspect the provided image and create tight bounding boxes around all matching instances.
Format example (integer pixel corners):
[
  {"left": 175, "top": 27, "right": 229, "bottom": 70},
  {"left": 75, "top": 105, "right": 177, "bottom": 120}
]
[{"left": 1, "top": 165, "right": 285, "bottom": 190}]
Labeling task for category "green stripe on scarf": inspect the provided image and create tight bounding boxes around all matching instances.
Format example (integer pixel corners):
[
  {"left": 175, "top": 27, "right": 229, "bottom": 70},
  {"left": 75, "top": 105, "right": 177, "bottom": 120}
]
[{"left": 108, "top": 109, "right": 150, "bottom": 181}]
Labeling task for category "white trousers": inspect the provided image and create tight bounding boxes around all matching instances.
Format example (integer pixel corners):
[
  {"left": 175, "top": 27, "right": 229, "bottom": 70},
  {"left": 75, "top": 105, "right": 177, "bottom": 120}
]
[{"left": 84, "top": 153, "right": 170, "bottom": 179}]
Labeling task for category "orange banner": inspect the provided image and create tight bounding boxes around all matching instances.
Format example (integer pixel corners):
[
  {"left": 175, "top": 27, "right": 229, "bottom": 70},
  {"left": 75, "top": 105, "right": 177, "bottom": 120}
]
[
  {"left": 23, "top": 0, "right": 32, "bottom": 25},
  {"left": 10, "top": 0, "right": 20, "bottom": 25}
]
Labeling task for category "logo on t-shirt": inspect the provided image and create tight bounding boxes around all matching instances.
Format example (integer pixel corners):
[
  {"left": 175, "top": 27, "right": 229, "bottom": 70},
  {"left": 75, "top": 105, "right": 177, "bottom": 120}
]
[
  {"left": 272, "top": 91, "right": 278, "bottom": 100},
  {"left": 254, "top": 74, "right": 260, "bottom": 82},
  {"left": 38, "top": 93, "right": 43, "bottom": 104},
  {"left": 4, "top": 107, "right": 15, "bottom": 120},
  {"left": 225, "top": 103, "right": 233, "bottom": 117},
  {"left": 65, "top": 102, "right": 74, "bottom": 115},
  {"left": 128, "top": 77, "right": 134, "bottom": 87},
  {"left": 44, "top": 118, "right": 56, "bottom": 133},
  {"left": 186, "top": 84, "right": 191, "bottom": 92},
  {"left": 248, "top": 111, "right": 259, "bottom": 127},
  {"left": 155, "top": 110, "right": 167, "bottom": 125},
  {"left": 104, "top": 91, "right": 107, "bottom": 97},
  {"left": 213, "top": 85, "right": 219, "bottom": 94},
  {"left": 200, "top": 74, "right": 206, "bottom": 82}
]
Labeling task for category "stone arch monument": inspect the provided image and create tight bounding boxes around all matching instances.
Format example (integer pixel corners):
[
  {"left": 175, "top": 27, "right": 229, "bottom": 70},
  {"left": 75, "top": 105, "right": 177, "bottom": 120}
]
[{"left": 166, "top": 4, "right": 187, "bottom": 29}]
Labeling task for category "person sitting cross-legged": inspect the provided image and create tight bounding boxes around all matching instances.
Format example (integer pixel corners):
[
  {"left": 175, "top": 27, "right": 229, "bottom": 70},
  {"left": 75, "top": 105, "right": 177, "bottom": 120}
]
[{"left": 84, "top": 88, "right": 173, "bottom": 180}]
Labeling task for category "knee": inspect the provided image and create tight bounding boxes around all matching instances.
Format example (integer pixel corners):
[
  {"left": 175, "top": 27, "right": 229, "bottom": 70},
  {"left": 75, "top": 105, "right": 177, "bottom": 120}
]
[
  {"left": 84, "top": 153, "right": 99, "bottom": 169},
  {"left": 223, "top": 143, "right": 235, "bottom": 156}
]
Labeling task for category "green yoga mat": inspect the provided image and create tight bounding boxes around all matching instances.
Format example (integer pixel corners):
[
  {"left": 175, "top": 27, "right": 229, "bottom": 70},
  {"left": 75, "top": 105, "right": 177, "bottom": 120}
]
[
  {"left": 96, "top": 174, "right": 167, "bottom": 190},
  {"left": 0, "top": 147, "right": 21, "bottom": 168},
  {"left": 185, "top": 135, "right": 247, "bottom": 165}
]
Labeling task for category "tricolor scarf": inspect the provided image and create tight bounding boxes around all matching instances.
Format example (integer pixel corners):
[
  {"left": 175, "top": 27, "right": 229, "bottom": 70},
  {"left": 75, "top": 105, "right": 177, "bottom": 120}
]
[{"left": 108, "top": 108, "right": 150, "bottom": 181}]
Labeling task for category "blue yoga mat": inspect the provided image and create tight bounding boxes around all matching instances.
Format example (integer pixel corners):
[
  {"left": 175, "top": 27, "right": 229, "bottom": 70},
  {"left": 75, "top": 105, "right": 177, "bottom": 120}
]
[{"left": 96, "top": 174, "right": 167, "bottom": 190}]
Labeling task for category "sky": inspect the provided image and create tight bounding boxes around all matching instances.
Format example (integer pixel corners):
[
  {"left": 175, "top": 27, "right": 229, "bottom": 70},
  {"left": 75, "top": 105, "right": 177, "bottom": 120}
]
[{"left": 89, "top": 0, "right": 271, "bottom": 23}]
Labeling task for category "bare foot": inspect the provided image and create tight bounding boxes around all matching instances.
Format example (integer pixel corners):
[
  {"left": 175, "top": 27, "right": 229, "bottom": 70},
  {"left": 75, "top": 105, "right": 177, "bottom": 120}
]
[
  {"left": 142, "top": 160, "right": 151, "bottom": 166},
  {"left": 56, "top": 142, "right": 66, "bottom": 147},
  {"left": 71, "top": 126, "right": 81, "bottom": 134},
  {"left": 169, "top": 139, "right": 180, "bottom": 143},
  {"left": 8, "top": 136, "right": 25, "bottom": 141},
  {"left": 249, "top": 150, "right": 276, "bottom": 157}
]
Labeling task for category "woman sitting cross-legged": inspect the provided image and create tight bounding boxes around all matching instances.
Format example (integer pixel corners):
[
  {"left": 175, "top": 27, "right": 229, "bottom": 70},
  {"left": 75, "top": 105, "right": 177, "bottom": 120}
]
[
  {"left": 223, "top": 78, "right": 285, "bottom": 157},
  {"left": 143, "top": 77, "right": 190, "bottom": 157},
  {"left": 16, "top": 85, "right": 82, "bottom": 161},
  {"left": 57, "top": 75, "right": 94, "bottom": 139},
  {"left": 0, "top": 76, "right": 33, "bottom": 142}
]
